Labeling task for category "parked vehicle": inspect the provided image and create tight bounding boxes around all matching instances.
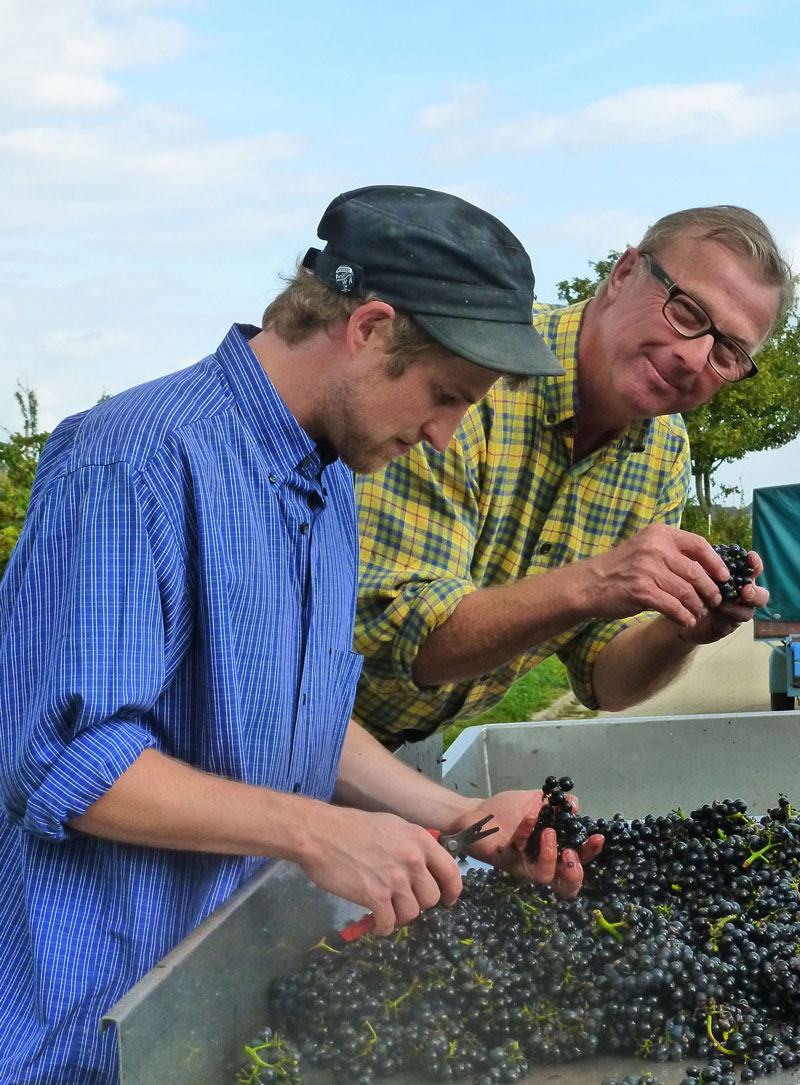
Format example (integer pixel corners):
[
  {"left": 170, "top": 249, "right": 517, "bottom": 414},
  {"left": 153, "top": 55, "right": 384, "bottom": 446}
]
[{"left": 752, "top": 482, "right": 800, "bottom": 709}]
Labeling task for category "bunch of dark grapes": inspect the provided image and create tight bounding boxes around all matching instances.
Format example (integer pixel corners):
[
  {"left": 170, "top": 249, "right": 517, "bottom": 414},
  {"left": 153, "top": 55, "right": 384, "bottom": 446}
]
[
  {"left": 526, "top": 774, "right": 587, "bottom": 860},
  {"left": 235, "top": 791, "right": 800, "bottom": 1085},
  {"left": 234, "top": 1027, "right": 301, "bottom": 1084},
  {"left": 712, "top": 543, "right": 752, "bottom": 602}
]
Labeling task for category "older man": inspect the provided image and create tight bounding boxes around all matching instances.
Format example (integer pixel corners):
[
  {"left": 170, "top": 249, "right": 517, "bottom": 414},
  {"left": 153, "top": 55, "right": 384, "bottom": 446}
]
[{"left": 354, "top": 205, "right": 792, "bottom": 745}]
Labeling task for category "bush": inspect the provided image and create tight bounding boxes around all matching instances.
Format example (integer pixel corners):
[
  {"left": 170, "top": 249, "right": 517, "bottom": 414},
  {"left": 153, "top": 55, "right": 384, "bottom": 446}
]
[
  {"left": 442, "top": 656, "right": 571, "bottom": 749},
  {"left": 680, "top": 496, "right": 752, "bottom": 550}
]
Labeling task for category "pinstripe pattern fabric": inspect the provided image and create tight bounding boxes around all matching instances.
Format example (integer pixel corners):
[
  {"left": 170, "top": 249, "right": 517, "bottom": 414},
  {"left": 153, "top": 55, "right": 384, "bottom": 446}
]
[
  {"left": 0, "top": 324, "right": 362, "bottom": 1083},
  {"left": 353, "top": 300, "right": 691, "bottom": 741}
]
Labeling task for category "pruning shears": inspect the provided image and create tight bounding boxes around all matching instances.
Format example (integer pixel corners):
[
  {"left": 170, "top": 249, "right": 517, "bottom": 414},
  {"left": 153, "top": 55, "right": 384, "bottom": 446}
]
[{"left": 340, "top": 815, "right": 499, "bottom": 941}]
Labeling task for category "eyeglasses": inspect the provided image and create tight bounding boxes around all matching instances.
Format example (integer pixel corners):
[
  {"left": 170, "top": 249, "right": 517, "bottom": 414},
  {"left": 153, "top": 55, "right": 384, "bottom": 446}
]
[{"left": 640, "top": 251, "right": 758, "bottom": 383}]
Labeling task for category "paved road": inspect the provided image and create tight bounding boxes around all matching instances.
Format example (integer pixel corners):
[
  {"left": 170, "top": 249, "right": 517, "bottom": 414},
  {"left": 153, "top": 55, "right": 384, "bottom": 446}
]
[{"left": 597, "top": 621, "right": 776, "bottom": 718}]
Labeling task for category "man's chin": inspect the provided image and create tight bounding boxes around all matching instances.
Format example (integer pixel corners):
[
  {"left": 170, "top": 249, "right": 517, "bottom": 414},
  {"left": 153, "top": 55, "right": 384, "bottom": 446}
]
[{"left": 340, "top": 447, "right": 395, "bottom": 475}]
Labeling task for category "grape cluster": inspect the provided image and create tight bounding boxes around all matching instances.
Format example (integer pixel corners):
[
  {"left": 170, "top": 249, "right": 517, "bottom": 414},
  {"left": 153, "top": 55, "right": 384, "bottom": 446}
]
[
  {"left": 235, "top": 792, "right": 800, "bottom": 1085},
  {"left": 712, "top": 543, "right": 752, "bottom": 602},
  {"left": 525, "top": 774, "right": 587, "bottom": 860},
  {"left": 235, "top": 1027, "right": 301, "bottom": 1084}
]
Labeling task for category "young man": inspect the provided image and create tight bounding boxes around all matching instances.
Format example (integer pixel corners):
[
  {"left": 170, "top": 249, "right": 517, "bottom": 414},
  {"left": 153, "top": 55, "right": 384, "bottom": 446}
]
[
  {"left": 0, "top": 185, "right": 599, "bottom": 1084},
  {"left": 354, "top": 205, "right": 791, "bottom": 745}
]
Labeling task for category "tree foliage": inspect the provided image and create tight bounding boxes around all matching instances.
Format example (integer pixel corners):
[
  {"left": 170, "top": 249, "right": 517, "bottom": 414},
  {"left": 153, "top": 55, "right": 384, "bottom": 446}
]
[
  {"left": 556, "top": 251, "right": 621, "bottom": 304},
  {"left": 683, "top": 306, "right": 800, "bottom": 516},
  {"left": 681, "top": 497, "right": 753, "bottom": 551},
  {"left": 0, "top": 386, "right": 49, "bottom": 577}
]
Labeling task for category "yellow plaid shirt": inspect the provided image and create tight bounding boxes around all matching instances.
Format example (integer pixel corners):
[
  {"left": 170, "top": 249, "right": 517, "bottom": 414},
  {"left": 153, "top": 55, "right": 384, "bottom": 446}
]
[{"left": 353, "top": 301, "right": 691, "bottom": 742}]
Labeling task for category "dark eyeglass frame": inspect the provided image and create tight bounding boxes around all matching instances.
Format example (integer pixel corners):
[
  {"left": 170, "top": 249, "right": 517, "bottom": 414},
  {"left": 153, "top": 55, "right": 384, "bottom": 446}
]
[{"left": 640, "top": 251, "right": 758, "bottom": 383}]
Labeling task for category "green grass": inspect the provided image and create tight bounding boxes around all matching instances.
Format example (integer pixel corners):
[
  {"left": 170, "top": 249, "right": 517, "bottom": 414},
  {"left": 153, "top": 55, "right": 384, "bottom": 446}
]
[{"left": 442, "top": 656, "right": 572, "bottom": 749}]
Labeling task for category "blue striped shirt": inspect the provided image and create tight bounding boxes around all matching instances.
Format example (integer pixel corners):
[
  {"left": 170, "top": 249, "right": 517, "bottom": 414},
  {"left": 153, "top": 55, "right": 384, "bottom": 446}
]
[{"left": 0, "top": 324, "right": 363, "bottom": 1083}]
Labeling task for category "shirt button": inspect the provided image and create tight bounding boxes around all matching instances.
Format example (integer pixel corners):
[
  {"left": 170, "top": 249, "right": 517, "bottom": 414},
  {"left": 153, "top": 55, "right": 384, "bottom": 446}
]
[
  {"left": 300, "top": 522, "right": 310, "bottom": 535},
  {"left": 545, "top": 412, "right": 556, "bottom": 424},
  {"left": 540, "top": 543, "right": 552, "bottom": 554},
  {"left": 268, "top": 473, "right": 277, "bottom": 484}
]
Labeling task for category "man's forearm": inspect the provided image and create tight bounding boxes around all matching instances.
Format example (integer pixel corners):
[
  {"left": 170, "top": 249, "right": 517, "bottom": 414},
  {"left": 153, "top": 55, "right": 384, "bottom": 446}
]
[
  {"left": 412, "top": 524, "right": 730, "bottom": 689},
  {"left": 69, "top": 747, "right": 325, "bottom": 862},
  {"left": 334, "top": 720, "right": 475, "bottom": 830},
  {"left": 71, "top": 729, "right": 478, "bottom": 858},
  {"left": 590, "top": 616, "right": 697, "bottom": 711},
  {"left": 412, "top": 565, "right": 592, "bottom": 687}
]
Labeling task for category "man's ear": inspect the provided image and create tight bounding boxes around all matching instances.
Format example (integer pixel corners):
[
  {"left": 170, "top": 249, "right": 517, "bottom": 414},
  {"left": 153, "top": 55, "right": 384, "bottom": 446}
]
[
  {"left": 345, "top": 300, "right": 396, "bottom": 354},
  {"left": 606, "top": 246, "right": 640, "bottom": 301}
]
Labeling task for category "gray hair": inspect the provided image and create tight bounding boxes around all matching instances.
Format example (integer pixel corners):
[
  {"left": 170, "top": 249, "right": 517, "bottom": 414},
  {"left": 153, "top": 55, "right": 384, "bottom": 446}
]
[{"left": 638, "top": 205, "right": 795, "bottom": 333}]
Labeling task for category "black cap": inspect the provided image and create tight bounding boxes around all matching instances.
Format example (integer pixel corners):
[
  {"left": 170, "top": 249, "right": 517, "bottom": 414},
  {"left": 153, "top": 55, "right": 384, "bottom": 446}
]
[{"left": 301, "top": 185, "right": 564, "bottom": 377}]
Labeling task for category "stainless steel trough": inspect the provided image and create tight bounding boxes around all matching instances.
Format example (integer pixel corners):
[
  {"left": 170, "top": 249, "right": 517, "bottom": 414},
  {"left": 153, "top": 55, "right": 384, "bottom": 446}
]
[
  {"left": 103, "top": 711, "right": 800, "bottom": 1084},
  {"left": 441, "top": 710, "right": 800, "bottom": 817}
]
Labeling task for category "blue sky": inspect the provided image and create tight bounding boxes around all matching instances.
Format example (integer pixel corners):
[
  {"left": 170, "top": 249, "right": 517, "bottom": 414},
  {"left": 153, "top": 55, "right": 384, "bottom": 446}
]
[{"left": 2, "top": 0, "right": 799, "bottom": 502}]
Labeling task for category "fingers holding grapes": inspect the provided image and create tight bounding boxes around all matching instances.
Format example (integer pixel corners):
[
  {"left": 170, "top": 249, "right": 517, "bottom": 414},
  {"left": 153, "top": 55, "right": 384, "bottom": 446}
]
[
  {"left": 510, "top": 775, "right": 604, "bottom": 898},
  {"left": 683, "top": 544, "right": 768, "bottom": 645},
  {"left": 587, "top": 524, "right": 735, "bottom": 628}
]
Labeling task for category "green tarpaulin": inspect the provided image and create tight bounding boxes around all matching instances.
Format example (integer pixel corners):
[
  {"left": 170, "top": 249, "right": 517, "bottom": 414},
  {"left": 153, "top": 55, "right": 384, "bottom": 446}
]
[{"left": 752, "top": 483, "right": 800, "bottom": 624}]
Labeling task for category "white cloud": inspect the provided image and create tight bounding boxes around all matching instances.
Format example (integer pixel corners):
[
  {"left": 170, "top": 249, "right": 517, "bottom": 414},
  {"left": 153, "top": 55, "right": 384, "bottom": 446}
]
[
  {"left": 0, "top": 268, "right": 230, "bottom": 435},
  {"left": 0, "top": 1, "right": 306, "bottom": 231},
  {"left": 97, "top": 0, "right": 194, "bottom": 10},
  {"left": 0, "top": 122, "right": 305, "bottom": 228},
  {"left": 0, "top": 0, "right": 190, "bottom": 113},
  {"left": 415, "top": 83, "right": 491, "bottom": 132},
  {"left": 534, "top": 210, "right": 648, "bottom": 251},
  {"left": 478, "top": 82, "right": 800, "bottom": 150},
  {"left": 42, "top": 326, "right": 144, "bottom": 360}
]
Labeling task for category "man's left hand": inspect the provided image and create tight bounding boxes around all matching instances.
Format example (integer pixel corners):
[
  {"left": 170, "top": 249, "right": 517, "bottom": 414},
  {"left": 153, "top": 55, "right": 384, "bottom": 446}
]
[
  {"left": 680, "top": 550, "right": 768, "bottom": 646},
  {"left": 444, "top": 789, "right": 604, "bottom": 899}
]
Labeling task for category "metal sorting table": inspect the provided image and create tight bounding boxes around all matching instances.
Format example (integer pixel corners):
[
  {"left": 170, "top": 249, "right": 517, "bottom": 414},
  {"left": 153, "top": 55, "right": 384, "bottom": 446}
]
[{"left": 103, "top": 711, "right": 800, "bottom": 1084}]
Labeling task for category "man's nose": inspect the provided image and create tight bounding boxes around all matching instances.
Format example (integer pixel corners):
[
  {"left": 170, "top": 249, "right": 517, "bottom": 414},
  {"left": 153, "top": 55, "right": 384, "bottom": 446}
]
[
  {"left": 421, "top": 409, "right": 465, "bottom": 452},
  {"left": 675, "top": 331, "right": 715, "bottom": 373}
]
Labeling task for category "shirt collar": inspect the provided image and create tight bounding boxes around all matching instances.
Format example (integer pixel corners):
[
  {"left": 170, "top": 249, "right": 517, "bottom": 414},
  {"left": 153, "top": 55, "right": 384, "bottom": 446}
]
[
  {"left": 214, "top": 324, "right": 328, "bottom": 482},
  {"left": 533, "top": 301, "right": 652, "bottom": 457}
]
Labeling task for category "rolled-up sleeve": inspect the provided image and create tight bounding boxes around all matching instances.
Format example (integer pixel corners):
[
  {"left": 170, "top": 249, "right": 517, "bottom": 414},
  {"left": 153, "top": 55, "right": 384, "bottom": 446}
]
[
  {"left": 354, "top": 438, "right": 481, "bottom": 732},
  {"left": 0, "top": 460, "right": 178, "bottom": 839}
]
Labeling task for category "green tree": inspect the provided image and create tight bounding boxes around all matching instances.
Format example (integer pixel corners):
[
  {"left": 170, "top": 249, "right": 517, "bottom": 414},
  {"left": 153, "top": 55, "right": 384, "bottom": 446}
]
[
  {"left": 556, "top": 250, "right": 621, "bottom": 304},
  {"left": 681, "top": 494, "right": 753, "bottom": 551},
  {"left": 683, "top": 304, "right": 800, "bottom": 521},
  {"left": 0, "top": 386, "right": 50, "bottom": 576}
]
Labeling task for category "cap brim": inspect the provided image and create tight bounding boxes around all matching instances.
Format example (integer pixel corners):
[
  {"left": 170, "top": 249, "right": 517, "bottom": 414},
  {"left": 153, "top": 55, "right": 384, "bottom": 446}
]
[{"left": 412, "top": 313, "right": 565, "bottom": 377}]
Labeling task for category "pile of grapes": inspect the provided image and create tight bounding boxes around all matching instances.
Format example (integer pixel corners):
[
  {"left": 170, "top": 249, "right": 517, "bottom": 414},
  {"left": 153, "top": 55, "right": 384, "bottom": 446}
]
[{"left": 235, "top": 792, "right": 800, "bottom": 1085}]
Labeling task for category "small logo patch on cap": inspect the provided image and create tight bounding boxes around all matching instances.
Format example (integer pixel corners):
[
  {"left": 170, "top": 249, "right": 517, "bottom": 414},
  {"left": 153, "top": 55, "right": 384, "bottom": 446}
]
[{"left": 334, "top": 265, "right": 355, "bottom": 293}]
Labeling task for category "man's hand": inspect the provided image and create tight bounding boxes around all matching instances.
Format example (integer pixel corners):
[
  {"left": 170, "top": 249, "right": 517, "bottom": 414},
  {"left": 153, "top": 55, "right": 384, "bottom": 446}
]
[
  {"left": 676, "top": 549, "right": 768, "bottom": 646},
  {"left": 584, "top": 523, "right": 734, "bottom": 629},
  {"left": 297, "top": 805, "right": 463, "bottom": 936},
  {"left": 443, "top": 790, "right": 604, "bottom": 900}
]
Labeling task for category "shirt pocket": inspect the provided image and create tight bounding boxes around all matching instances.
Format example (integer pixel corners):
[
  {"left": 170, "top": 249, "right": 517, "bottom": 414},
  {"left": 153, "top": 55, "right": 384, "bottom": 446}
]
[{"left": 288, "top": 647, "right": 364, "bottom": 800}]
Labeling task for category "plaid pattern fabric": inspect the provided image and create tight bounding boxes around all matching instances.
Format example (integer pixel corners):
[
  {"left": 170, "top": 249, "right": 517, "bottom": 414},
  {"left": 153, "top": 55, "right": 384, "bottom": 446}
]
[
  {"left": 353, "top": 300, "right": 691, "bottom": 741},
  {"left": 0, "top": 325, "right": 362, "bottom": 1083}
]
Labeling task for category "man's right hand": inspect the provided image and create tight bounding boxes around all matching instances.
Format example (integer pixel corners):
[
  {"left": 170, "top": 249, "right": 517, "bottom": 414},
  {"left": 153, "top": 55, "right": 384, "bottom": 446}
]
[
  {"left": 296, "top": 806, "right": 463, "bottom": 936},
  {"left": 583, "top": 522, "right": 730, "bottom": 628}
]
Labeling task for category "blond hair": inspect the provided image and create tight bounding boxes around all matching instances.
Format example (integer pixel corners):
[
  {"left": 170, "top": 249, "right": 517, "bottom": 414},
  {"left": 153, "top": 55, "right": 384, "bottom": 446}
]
[{"left": 262, "top": 266, "right": 443, "bottom": 375}]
